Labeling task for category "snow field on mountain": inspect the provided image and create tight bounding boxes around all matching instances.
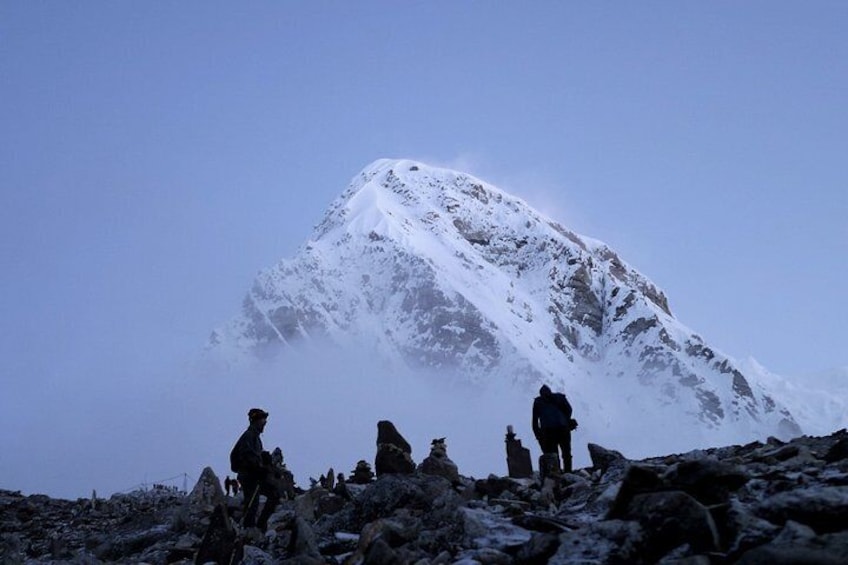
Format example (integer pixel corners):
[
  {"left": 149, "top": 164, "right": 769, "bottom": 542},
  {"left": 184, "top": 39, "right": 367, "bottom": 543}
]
[{"left": 209, "top": 159, "right": 846, "bottom": 481}]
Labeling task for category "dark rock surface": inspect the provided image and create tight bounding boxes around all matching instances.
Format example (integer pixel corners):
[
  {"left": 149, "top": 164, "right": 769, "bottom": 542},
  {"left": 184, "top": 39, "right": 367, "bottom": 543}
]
[
  {"left": 375, "top": 420, "right": 416, "bottom": 477},
  {"left": 3, "top": 428, "right": 848, "bottom": 564},
  {"left": 504, "top": 426, "right": 533, "bottom": 479}
]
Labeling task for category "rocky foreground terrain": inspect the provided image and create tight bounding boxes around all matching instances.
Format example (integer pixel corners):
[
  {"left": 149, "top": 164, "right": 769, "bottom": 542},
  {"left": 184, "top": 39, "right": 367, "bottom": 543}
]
[{"left": 3, "top": 426, "right": 848, "bottom": 564}]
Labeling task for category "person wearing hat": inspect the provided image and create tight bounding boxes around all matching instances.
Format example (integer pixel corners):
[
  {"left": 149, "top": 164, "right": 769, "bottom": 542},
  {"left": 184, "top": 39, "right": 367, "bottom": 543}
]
[
  {"left": 532, "top": 385, "right": 578, "bottom": 473},
  {"left": 229, "top": 408, "right": 280, "bottom": 533}
]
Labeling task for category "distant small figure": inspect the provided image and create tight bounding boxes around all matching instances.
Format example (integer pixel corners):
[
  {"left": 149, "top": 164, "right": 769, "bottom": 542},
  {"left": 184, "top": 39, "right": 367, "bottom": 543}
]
[
  {"left": 532, "top": 385, "right": 578, "bottom": 474},
  {"left": 334, "top": 472, "right": 352, "bottom": 500},
  {"left": 319, "top": 467, "right": 336, "bottom": 490},
  {"left": 268, "top": 447, "right": 296, "bottom": 500},
  {"left": 224, "top": 476, "right": 233, "bottom": 496},
  {"left": 229, "top": 408, "right": 281, "bottom": 532},
  {"left": 271, "top": 447, "right": 285, "bottom": 469}
]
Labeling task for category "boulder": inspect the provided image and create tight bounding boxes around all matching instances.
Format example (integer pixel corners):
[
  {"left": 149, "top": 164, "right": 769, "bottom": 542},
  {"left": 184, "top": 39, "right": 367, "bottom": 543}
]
[
  {"left": 376, "top": 420, "right": 416, "bottom": 476},
  {"left": 607, "top": 465, "right": 666, "bottom": 519},
  {"left": 754, "top": 486, "right": 848, "bottom": 533},
  {"left": 550, "top": 519, "right": 645, "bottom": 564},
  {"left": 538, "top": 453, "right": 561, "bottom": 481},
  {"left": 288, "top": 515, "right": 321, "bottom": 559},
  {"left": 241, "top": 544, "right": 276, "bottom": 564},
  {"left": 665, "top": 457, "right": 749, "bottom": 505},
  {"left": 188, "top": 466, "right": 226, "bottom": 511},
  {"left": 355, "top": 474, "right": 456, "bottom": 526},
  {"left": 512, "top": 532, "right": 560, "bottom": 564},
  {"left": 622, "top": 490, "right": 720, "bottom": 560},
  {"left": 825, "top": 438, "right": 848, "bottom": 463},
  {"left": 195, "top": 503, "right": 241, "bottom": 565},
  {"left": 588, "top": 443, "right": 627, "bottom": 475},
  {"left": 734, "top": 521, "right": 848, "bottom": 565}
]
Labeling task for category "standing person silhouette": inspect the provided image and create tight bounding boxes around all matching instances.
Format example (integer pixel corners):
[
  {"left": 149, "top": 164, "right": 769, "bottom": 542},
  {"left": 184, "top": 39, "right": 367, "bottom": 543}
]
[
  {"left": 532, "top": 385, "right": 578, "bottom": 473},
  {"left": 229, "top": 408, "right": 280, "bottom": 534}
]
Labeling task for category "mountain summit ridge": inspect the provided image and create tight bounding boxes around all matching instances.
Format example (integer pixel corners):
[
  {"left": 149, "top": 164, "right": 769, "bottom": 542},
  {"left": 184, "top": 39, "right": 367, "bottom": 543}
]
[{"left": 209, "top": 159, "right": 801, "bottom": 444}]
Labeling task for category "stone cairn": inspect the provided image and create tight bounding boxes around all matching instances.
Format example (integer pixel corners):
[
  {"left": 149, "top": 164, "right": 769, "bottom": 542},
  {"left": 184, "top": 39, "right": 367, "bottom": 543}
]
[
  {"left": 418, "top": 437, "right": 460, "bottom": 483},
  {"left": 349, "top": 460, "right": 374, "bottom": 484},
  {"left": 374, "top": 419, "right": 416, "bottom": 476},
  {"left": 505, "top": 424, "right": 533, "bottom": 479}
]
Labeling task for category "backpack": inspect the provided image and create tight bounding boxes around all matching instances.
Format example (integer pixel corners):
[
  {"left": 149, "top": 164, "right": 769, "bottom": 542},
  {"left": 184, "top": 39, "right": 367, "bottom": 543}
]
[{"left": 229, "top": 443, "right": 241, "bottom": 473}]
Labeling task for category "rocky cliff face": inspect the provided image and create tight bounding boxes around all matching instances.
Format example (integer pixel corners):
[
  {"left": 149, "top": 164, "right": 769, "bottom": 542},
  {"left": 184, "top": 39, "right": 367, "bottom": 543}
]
[{"left": 208, "top": 159, "right": 800, "bottom": 443}]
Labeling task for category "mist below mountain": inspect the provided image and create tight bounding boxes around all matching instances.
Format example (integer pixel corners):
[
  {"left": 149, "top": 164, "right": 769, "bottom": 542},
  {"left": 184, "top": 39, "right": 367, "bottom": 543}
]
[
  {"left": 208, "top": 159, "right": 836, "bottom": 463},
  {"left": 5, "top": 159, "right": 845, "bottom": 503}
]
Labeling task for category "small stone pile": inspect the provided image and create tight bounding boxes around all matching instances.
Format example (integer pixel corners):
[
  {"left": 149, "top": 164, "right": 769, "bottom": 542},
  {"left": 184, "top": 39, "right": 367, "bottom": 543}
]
[
  {"left": 418, "top": 438, "right": 460, "bottom": 483},
  {"left": 2, "top": 426, "right": 848, "bottom": 564}
]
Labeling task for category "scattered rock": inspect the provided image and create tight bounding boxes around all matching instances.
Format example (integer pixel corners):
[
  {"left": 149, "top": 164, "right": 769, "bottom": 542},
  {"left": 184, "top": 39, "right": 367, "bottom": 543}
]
[
  {"left": 5, "top": 428, "right": 848, "bottom": 563},
  {"left": 623, "top": 490, "right": 720, "bottom": 560},
  {"left": 754, "top": 485, "right": 848, "bottom": 533},
  {"left": 825, "top": 436, "right": 848, "bottom": 463},
  {"left": 588, "top": 442, "right": 627, "bottom": 475},
  {"left": 195, "top": 503, "right": 240, "bottom": 565},
  {"left": 538, "top": 452, "right": 561, "bottom": 481}
]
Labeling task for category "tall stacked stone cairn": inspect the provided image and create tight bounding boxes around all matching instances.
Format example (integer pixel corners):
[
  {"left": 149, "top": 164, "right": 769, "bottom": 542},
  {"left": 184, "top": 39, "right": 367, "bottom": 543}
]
[
  {"left": 505, "top": 424, "right": 533, "bottom": 478},
  {"left": 374, "top": 419, "right": 416, "bottom": 476}
]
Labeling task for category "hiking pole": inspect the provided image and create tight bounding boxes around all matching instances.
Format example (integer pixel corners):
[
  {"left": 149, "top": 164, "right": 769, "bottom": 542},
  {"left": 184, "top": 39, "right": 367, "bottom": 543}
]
[{"left": 244, "top": 484, "right": 260, "bottom": 526}]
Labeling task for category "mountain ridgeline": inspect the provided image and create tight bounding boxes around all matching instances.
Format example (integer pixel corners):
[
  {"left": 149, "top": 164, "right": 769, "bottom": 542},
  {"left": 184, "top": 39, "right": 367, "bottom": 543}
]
[{"left": 208, "top": 159, "right": 801, "bottom": 446}]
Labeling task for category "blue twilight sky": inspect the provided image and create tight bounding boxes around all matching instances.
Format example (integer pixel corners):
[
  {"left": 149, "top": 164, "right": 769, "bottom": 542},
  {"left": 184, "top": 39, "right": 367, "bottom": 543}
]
[{"left": 1, "top": 2, "right": 846, "bottom": 497}]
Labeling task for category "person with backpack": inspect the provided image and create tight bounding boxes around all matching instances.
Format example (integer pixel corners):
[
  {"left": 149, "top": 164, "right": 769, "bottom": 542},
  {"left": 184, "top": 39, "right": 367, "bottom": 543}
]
[
  {"left": 532, "top": 384, "right": 578, "bottom": 473},
  {"left": 230, "top": 408, "right": 281, "bottom": 533}
]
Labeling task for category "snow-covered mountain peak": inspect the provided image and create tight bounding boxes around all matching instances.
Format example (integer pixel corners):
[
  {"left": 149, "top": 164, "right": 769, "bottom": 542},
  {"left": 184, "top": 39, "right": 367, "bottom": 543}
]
[
  {"left": 209, "top": 159, "right": 803, "bottom": 449},
  {"left": 316, "top": 159, "right": 541, "bottom": 245},
  {"left": 315, "top": 158, "right": 671, "bottom": 323}
]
